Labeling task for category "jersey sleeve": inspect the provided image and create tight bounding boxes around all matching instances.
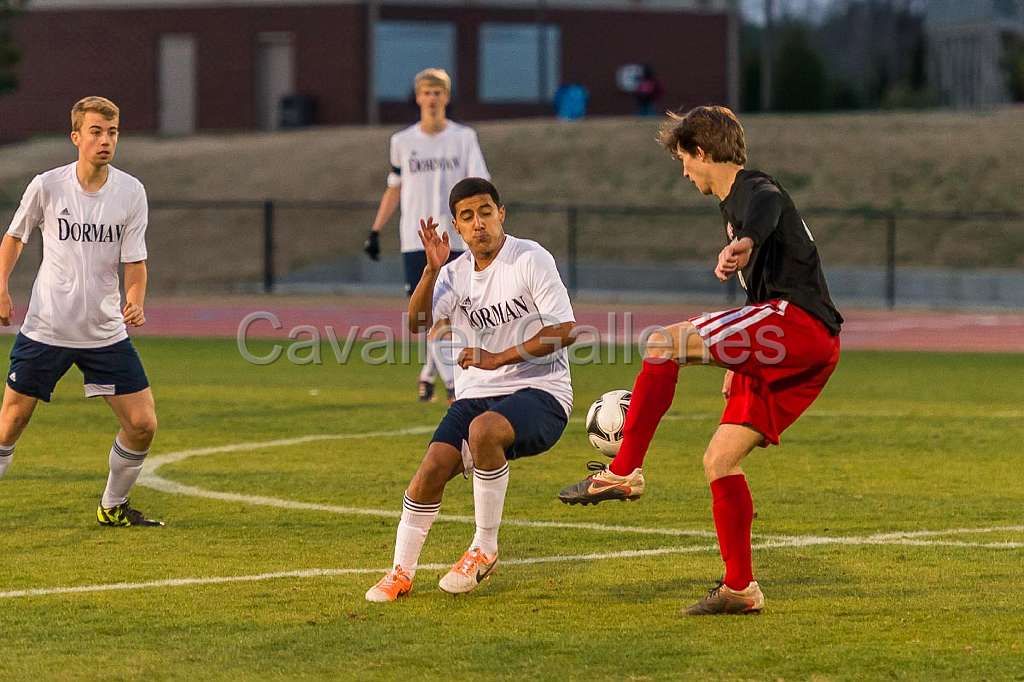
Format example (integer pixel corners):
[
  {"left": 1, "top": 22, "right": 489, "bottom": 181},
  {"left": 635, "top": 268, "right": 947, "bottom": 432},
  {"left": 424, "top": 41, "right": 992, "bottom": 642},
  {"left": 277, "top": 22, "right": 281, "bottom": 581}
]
[
  {"left": 120, "top": 184, "right": 149, "bottom": 263},
  {"left": 733, "top": 185, "right": 783, "bottom": 247},
  {"left": 432, "top": 266, "right": 457, "bottom": 322},
  {"left": 466, "top": 130, "right": 490, "bottom": 180},
  {"left": 524, "top": 248, "right": 575, "bottom": 325},
  {"left": 387, "top": 134, "right": 402, "bottom": 188},
  {"left": 6, "top": 175, "right": 45, "bottom": 244}
]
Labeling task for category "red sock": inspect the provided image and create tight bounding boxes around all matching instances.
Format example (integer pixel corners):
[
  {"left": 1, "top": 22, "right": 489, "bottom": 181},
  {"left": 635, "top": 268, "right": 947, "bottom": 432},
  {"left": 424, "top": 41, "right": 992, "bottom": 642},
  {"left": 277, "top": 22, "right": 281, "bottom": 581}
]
[
  {"left": 608, "top": 358, "right": 679, "bottom": 476},
  {"left": 710, "top": 474, "right": 755, "bottom": 590}
]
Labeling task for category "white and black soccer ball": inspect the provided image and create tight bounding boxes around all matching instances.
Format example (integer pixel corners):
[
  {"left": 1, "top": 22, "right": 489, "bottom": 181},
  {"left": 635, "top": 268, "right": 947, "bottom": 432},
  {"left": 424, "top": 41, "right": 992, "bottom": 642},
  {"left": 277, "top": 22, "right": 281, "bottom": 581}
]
[{"left": 585, "top": 389, "right": 631, "bottom": 457}]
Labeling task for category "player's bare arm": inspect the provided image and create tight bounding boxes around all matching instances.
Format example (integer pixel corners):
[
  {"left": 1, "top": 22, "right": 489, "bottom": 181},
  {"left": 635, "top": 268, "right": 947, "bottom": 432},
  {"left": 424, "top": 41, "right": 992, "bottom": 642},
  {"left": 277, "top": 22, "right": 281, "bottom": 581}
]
[
  {"left": 0, "top": 234, "right": 25, "bottom": 326},
  {"left": 122, "top": 261, "right": 147, "bottom": 327},
  {"left": 407, "top": 216, "right": 450, "bottom": 333},
  {"left": 457, "top": 322, "right": 577, "bottom": 370}
]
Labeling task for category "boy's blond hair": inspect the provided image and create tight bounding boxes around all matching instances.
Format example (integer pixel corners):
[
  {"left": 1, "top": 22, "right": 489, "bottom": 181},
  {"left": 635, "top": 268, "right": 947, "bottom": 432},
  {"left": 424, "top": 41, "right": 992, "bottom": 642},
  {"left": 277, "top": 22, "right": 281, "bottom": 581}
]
[
  {"left": 71, "top": 96, "right": 119, "bottom": 132},
  {"left": 414, "top": 68, "right": 451, "bottom": 95}
]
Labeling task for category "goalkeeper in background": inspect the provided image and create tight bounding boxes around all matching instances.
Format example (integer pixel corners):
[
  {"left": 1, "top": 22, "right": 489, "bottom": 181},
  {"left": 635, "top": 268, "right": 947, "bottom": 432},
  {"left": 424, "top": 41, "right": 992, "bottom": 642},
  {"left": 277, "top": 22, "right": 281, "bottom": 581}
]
[{"left": 363, "top": 68, "right": 490, "bottom": 404}]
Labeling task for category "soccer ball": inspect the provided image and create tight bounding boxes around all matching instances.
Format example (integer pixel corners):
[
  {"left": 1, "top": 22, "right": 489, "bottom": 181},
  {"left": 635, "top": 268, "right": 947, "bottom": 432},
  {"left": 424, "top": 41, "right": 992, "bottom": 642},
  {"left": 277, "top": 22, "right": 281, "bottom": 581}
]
[{"left": 585, "top": 389, "right": 631, "bottom": 457}]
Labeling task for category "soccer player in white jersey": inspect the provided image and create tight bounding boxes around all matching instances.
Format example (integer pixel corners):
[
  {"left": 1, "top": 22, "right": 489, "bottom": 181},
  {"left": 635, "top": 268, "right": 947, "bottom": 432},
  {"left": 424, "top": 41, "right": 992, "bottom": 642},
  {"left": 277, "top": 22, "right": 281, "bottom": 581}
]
[
  {"left": 0, "top": 96, "right": 162, "bottom": 527},
  {"left": 363, "top": 68, "right": 490, "bottom": 404},
  {"left": 365, "top": 177, "right": 576, "bottom": 602}
]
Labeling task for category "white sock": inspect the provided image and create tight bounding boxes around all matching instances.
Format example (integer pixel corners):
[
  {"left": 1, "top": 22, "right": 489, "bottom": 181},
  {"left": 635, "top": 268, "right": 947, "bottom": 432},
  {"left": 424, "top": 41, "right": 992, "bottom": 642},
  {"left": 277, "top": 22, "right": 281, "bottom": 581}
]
[
  {"left": 431, "top": 338, "right": 455, "bottom": 391},
  {"left": 101, "top": 438, "right": 149, "bottom": 508},
  {"left": 0, "top": 443, "right": 14, "bottom": 478},
  {"left": 394, "top": 493, "right": 440, "bottom": 577},
  {"left": 418, "top": 347, "right": 436, "bottom": 383},
  {"left": 471, "top": 462, "right": 509, "bottom": 556}
]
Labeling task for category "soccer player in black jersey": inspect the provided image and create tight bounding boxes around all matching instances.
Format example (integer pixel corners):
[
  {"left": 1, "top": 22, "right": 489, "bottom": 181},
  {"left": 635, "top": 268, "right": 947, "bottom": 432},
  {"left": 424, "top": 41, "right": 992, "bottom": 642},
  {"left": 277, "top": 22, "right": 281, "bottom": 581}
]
[{"left": 559, "top": 105, "right": 842, "bottom": 615}]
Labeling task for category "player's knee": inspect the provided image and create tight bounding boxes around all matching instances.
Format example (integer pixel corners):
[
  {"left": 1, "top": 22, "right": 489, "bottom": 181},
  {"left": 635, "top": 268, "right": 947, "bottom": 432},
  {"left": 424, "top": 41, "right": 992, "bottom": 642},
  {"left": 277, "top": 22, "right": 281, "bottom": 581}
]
[
  {"left": 468, "top": 412, "right": 509, "bottom": 450},
  {"left": 702, "top": 447, "right": 728, "bottom": 480},
  {"left": 0, "top": 410, "right": 32, "bottom": 443},
  {"left": 643, "top": 328, "right": 675, "bottom": 360},
  {"left": 126, "top": 412, "right": 158, "bottom": 443}
]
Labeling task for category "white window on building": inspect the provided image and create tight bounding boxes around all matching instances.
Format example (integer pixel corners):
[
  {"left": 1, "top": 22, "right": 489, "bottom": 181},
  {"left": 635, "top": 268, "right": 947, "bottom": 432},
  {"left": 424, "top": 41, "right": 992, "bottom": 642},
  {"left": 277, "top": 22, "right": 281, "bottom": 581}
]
[
  {"left": 375, "top": 21, "right": 457, "bottom": 101},
  {"left": 479, "top": 23, "right": 561, "bottom": 103}
]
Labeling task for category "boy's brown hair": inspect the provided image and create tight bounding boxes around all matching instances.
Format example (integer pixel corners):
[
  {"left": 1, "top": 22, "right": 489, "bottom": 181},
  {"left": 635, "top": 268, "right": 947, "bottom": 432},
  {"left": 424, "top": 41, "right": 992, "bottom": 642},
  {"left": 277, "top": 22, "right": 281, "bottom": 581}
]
[
  {"left": 657, "top": 105, "right": 746, "bottom": 165},
  {"left": 71, "top": 96, "right": 119, "bottom": 132}
]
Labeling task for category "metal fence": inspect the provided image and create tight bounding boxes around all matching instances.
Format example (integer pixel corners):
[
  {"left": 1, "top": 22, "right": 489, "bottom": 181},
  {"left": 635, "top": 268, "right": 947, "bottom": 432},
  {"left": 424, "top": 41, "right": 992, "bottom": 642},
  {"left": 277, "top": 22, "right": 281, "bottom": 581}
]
[{"left": 2, "top": 200, "right": 1022, "bottom": 308}]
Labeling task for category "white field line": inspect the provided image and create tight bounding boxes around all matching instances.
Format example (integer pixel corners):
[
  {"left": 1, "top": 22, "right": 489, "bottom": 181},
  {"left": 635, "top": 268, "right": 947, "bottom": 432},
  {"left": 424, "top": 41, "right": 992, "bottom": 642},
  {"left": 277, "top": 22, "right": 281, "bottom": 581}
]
[
  {"left": 4, "top": 534, "right": 1022, "bottom": 600},
  {"left": 140, "top": 429, "right": 1024, "bottom": 544},
  {"left": 7, "top": 427, "right": 983, "bottom": 601}
]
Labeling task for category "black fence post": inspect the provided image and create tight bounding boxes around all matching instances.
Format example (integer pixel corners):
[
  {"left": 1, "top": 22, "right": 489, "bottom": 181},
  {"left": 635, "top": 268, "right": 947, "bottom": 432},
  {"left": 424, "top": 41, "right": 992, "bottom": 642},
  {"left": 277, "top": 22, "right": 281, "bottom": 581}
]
[
  {"left": 263, "top": 200, "right": 275, "bottom": 294},
  {"left": 885, "top": 212, "right": 896, "bottom": 309},
  {"left": 567, "top": 206, "right": 578, "bottom": 295}
]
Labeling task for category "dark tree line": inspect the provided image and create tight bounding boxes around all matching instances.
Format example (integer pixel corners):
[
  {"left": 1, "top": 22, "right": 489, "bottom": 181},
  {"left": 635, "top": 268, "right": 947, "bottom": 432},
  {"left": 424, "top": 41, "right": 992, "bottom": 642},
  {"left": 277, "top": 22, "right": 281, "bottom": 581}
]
[{"left": 742, "top": 0, "right": 931, "bottom": 112}]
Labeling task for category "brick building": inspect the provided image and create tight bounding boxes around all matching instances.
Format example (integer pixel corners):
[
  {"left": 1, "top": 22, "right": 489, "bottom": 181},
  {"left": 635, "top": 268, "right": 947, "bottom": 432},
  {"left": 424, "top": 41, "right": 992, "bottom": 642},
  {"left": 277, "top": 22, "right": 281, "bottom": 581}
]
[{"left": 0, "top": 0, "right": 737, "bottom": 140}]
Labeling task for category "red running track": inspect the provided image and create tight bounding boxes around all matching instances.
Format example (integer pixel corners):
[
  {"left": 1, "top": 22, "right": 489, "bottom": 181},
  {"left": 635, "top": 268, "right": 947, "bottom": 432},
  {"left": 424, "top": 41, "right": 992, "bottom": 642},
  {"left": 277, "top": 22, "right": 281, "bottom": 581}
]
[{"left": 15, "top": 297, "right": 1010, "bottom": 353}]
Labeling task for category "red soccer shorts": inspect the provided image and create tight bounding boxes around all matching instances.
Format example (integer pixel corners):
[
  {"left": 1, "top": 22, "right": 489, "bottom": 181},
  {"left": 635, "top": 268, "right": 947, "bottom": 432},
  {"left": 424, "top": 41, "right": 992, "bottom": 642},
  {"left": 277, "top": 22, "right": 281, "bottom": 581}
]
[{"left": 689, "top": 300, "right": 840, "bottom": 446}]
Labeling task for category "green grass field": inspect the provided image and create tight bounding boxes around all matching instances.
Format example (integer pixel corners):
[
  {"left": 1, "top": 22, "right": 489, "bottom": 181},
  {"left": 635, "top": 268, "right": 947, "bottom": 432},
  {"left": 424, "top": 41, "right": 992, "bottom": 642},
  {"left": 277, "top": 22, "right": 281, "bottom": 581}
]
[{"left": 1, "top": 337, "right": 1022, "bottom": 681}]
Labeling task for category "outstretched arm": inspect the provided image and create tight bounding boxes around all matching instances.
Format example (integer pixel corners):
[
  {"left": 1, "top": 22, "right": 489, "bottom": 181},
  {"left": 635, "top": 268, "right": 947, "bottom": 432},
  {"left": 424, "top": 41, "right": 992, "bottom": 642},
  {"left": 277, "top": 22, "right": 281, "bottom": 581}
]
[{"left": 0, "top": 235, "right": 25, "bottom": 326}]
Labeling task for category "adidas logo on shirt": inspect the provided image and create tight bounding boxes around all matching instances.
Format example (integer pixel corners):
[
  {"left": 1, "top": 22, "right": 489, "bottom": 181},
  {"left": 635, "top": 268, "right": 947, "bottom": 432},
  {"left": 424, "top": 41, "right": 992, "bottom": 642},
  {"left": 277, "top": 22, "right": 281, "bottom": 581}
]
[{"left": 60, "top": 208, "right": 70, "bottom": 216}]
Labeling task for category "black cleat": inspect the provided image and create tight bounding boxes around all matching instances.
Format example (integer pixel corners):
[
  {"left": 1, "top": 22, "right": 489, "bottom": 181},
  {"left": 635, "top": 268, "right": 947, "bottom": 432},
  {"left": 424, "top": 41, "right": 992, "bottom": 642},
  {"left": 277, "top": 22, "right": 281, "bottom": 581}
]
[
  {"left": 558, "top": 461, "right": 646, "bottom": 506},
  {"left": 418, "top": 380, "right": 435, "bottom": 402},
  {"left": 97, "top": 499, "right": 165, "bottom": 527}
]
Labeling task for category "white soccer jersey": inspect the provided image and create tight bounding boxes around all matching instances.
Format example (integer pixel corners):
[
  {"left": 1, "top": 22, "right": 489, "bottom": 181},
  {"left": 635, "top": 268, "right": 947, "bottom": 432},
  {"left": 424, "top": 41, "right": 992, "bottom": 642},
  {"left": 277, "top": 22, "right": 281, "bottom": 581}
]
[
  {"left": 6, "top": 162, "right": 148, "bottom": 348},
  {"left": 432, "top": 235, "right": 575, "bottom": 416},
  {"left": 388, "top": 121, "right": 489, "bottom": 253}
]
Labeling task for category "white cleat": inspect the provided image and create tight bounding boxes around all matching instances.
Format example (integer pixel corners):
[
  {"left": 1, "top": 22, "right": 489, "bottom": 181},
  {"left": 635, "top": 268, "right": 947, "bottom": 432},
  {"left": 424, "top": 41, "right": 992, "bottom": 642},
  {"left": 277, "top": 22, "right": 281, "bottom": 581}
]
[{"left": 438, "top": 548, "right": 498, "bottom": 594}]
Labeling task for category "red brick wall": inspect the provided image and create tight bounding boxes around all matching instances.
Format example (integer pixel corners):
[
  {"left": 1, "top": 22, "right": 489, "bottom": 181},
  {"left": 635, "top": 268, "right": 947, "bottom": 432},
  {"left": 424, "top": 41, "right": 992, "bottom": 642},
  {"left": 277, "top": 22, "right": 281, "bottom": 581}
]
[
  {"left": 0, "top": 4, "right": 727, "bottom": 141},
  {"left": 0, "top": 5, "right": 366, "bottom": 141}
]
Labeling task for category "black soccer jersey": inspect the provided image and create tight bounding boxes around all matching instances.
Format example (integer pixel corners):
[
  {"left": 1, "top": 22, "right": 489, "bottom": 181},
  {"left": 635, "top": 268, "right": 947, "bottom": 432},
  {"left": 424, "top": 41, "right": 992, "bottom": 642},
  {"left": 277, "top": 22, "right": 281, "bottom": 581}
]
[{"left": 720, "top": 169, "right": 843, "bottom": 335}]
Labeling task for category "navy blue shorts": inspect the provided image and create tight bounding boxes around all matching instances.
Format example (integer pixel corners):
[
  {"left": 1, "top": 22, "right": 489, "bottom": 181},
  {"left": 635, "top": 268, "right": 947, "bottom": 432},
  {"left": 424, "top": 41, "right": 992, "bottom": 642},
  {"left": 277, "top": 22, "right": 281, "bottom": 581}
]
[
  {"left": 403, "top": 249, "right": 464, "bottom": 296},
  {"left": 7, "top": 333, "right": 150, "bottom": 402},
  {"left": 432, "top": 388, "right": 568, "bottom": 460}
]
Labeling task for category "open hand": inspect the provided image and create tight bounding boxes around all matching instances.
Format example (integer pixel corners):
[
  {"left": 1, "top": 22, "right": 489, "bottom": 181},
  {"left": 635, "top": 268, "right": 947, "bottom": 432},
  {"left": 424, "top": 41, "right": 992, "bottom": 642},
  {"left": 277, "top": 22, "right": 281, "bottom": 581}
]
[{"left": 418, "top": 217, "right": 450, "bottom": 272}]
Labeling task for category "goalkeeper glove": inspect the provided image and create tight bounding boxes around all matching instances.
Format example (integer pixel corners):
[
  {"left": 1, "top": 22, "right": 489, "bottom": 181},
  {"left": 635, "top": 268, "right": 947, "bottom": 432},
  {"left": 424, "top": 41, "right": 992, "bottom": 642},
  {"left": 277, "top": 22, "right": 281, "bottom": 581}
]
[{"left": 364, "top": 230, "right": 380, "bottom": 261}]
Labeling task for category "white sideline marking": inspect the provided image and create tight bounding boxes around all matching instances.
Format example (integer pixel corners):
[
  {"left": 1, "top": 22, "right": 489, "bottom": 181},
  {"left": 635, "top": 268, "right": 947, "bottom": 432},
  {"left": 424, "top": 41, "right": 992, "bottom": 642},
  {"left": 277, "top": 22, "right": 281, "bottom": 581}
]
[{"left": 4, "top": 534, "right": 1022, "bottom": 600}]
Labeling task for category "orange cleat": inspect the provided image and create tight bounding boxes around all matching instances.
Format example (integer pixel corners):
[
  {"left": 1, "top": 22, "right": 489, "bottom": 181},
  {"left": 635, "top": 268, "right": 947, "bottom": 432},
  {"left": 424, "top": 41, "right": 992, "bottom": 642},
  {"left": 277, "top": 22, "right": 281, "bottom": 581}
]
[
  {"left": 365, "top": 566, "right": 413, "bottom": 603},
  {"left": 438, "top": 548, "right": 498, "bottom": 594}
]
